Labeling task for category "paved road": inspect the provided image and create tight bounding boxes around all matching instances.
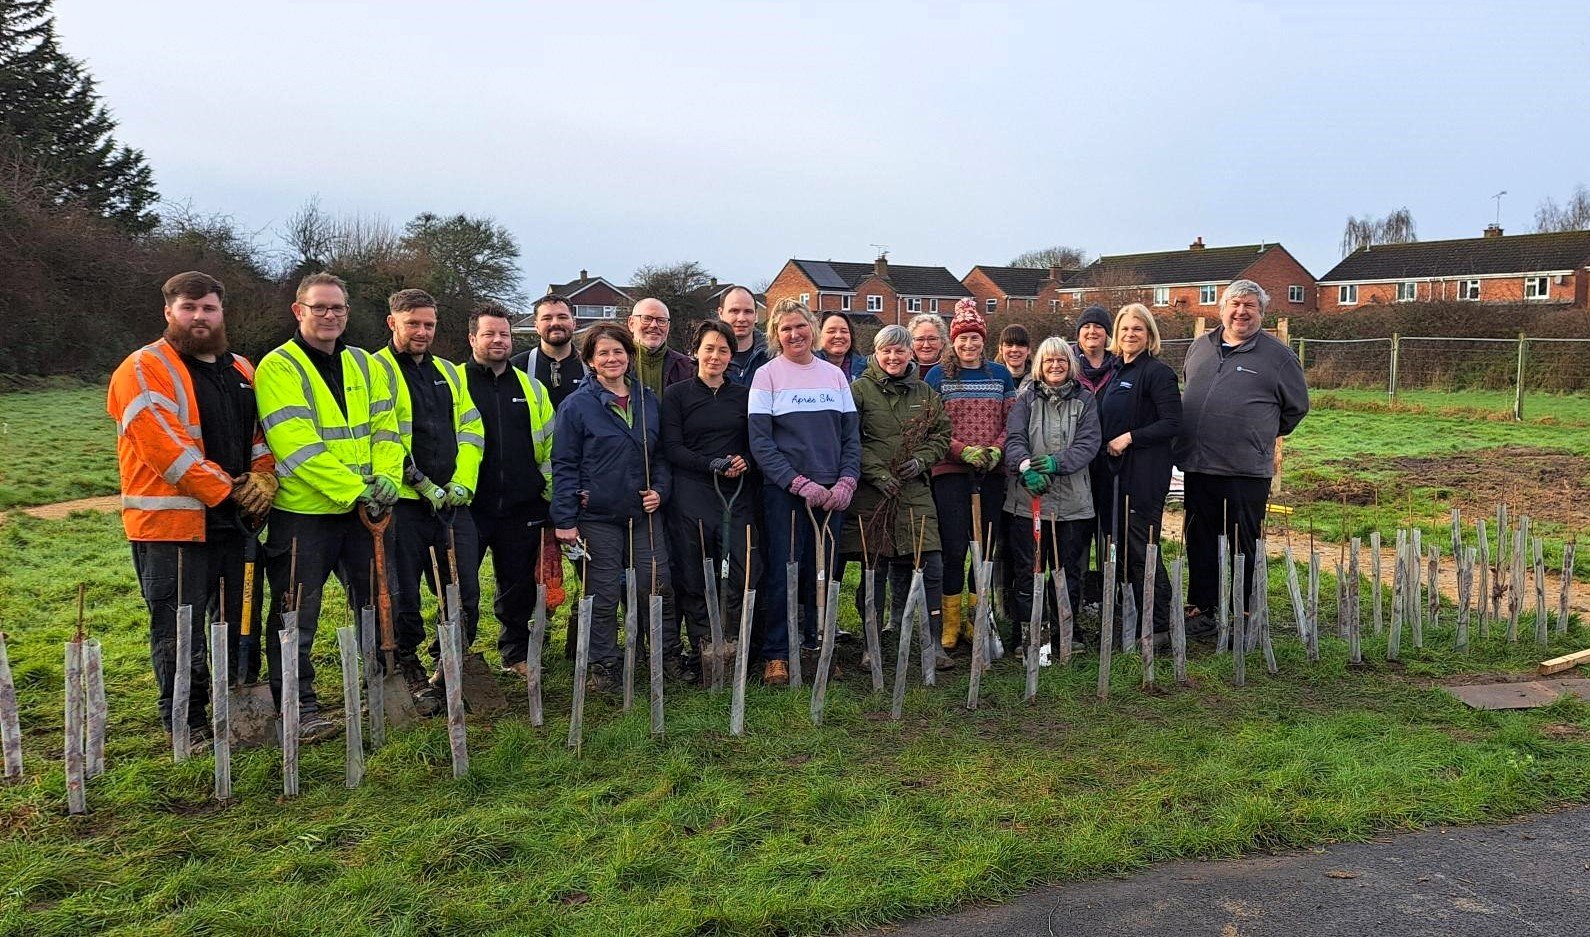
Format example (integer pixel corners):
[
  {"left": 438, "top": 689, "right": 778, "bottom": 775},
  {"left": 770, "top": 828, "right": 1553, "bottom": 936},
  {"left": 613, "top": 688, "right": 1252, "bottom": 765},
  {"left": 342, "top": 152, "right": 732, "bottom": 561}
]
[{"left": 857, "top": 807, "right": 1590, "bottom": 937}]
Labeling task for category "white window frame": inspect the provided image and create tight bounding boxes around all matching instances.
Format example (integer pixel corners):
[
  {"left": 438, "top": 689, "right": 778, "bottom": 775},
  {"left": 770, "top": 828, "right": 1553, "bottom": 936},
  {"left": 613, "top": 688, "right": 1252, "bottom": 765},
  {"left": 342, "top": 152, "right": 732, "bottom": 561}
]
[
  {"left": 866, "top": 294, "right": 882, "bottom": 313},
  {"left": 930, "top": 298, "right": 939, "bottom": 313},
  {"left": 1458, "top": 279, "right": 1481, "bottom": 301},
  {"left": 1338, "top": 284, "right": 1358, "bottom": 305},
  {"left": 1152, "top": 286, "right": 1170, "bottom": 306},
  {"left": 840, "top": 294, "right": 851, "bottom": 311},
  {"left": 906, "top": 297, "right": 922, "bottom": 313},
  {"left": 1524, "top": 275, "right": 1550, "bottom": 300},
  {"left": 985, "top": 298, "right": 997, "bottom": 314},
  {"left": 1071, "top": 290, "right": 1084, "bottom": 304},
  {"left": 1288, "top": 284, "right": 1304, "bottom": 304},
  {"left": 1396, "top": 281, "right": 1418, "bottom": 302},
  {"left": 1050, "top": 300, "right": 1058, "bottom": 313},
  {"left": 1199, "top": 284, "right": 1217, "bottom": 305},
  {"left": 799, "top": 293, "right": 809, "bottom": 306}
]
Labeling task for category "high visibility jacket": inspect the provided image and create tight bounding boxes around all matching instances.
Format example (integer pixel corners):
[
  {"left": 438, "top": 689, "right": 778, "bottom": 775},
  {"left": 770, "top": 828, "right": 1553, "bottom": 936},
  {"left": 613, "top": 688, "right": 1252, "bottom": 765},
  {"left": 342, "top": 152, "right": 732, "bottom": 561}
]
[
  {"left": 255, "top": 340, "right": 403, "bottom": 514},
  {"left": 107, "top": 339, "right": 274, "bottom": 542},
  {"left": 372, "top": 347, "right": 485, "bottom": 500}
]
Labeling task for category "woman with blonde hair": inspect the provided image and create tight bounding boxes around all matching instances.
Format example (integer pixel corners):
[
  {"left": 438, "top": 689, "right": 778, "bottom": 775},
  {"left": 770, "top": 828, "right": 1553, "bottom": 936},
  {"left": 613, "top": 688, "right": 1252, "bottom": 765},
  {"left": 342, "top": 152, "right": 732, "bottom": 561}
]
[{"left": 1092, "top": 303, "right": 1181, "bottom": 645}]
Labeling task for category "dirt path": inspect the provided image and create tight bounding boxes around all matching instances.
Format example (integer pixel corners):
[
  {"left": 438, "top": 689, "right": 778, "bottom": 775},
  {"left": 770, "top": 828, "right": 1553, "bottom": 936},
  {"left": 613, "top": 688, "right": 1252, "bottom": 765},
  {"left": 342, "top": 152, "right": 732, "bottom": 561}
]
[
  {"left": 1, "top": 495, "right": 120, "bottom": 524},
  {"left": 1161, "top": 508, "right": 1587, "bottom": 620}
]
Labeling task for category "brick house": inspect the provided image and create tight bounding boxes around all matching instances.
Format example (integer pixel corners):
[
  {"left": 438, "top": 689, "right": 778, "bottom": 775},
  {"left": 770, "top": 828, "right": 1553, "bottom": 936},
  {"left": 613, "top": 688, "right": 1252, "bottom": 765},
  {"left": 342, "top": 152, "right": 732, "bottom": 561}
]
[
  {"left": 1059, "top": 238, "right": 1317, "bottom": 317},
  {"left": 546, "top": 270, "right": 634, "bottom": 323},
  {"left": 961, "top": 264, "right": 1077, "bottom": 318},
  {"left": 766, "top": 255, "right": 971, "bottom": 325},
  {"left": 1316, "top": 226, "right": 1590, "bottom": 311}
]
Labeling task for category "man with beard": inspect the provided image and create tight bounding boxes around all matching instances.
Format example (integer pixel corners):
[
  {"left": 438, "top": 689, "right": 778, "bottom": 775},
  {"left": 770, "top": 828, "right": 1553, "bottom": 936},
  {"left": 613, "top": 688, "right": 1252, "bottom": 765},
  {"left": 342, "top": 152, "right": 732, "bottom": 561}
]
[
  {"left": 373, "top": 289, "right": 486, "bottom": 705},
  {"left": 718, "top": 286, "right": 768, "bottom": 386},
  {"left": 463, "top": 302, "right": 554, "bottom": 676},
  {"left": 628, "top": 297, "right": 692, "bottom": 397},
  {"left": 108, "top": 271, "right": 277, "bottom": 746},
  {"left": 255, "top": 272, "right": 403, "bottom": 741},
  {"left": 511, "top": 294, "right": 587, "bottom": 409}
]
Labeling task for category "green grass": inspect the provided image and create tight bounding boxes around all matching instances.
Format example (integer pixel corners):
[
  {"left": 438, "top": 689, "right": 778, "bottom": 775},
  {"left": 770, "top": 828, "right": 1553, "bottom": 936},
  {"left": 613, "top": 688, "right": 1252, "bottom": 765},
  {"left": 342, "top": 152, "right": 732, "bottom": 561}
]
[
  {"left": 1312, "top": 387, "right": 1590, "bottom": 426},
  {"left": 2, "top": 512, "right": 1589, "bottom": 936},
  {"left": 0, "top": 387, "right": 119, "bottom": 509}
]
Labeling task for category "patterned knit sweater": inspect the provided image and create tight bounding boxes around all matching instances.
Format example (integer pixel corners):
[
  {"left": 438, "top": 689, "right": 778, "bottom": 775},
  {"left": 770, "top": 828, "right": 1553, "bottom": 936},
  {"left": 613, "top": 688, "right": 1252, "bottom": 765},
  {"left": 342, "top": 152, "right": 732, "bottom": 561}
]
[{"left": 923, "top": 360, "right": 1015, "bottom": 476}]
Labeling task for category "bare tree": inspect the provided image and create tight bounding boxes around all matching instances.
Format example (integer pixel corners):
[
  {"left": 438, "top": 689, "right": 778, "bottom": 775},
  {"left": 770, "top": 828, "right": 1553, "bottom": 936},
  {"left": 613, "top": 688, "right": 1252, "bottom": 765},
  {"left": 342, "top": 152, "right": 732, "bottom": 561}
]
[
  {"left": 1533, "top": 184, "right": 1590, "bottom": 233},
  {"left": 1340, "top": 207, "right": 1417, "bottom": 257},
  {"left": 281, "top": 195, "right": 337, "bottom": 268},
  {"left": 1009, "top": 245, "right": 1088, "bottom": 270}
]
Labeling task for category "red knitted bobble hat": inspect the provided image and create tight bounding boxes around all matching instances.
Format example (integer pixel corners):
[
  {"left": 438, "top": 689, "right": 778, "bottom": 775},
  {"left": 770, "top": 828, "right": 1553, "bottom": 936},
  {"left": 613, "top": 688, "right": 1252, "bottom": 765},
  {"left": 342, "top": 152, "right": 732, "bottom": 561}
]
[{"left": 949, "top": 297, "right": 986, "bottom": 340}]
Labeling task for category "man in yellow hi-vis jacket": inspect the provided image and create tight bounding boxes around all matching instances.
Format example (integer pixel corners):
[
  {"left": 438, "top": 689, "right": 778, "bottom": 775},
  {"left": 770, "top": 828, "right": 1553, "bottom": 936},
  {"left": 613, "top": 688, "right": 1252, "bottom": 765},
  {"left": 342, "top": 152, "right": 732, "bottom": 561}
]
[
  {"left": 373, "top": 289, "right": 485, "bottom": 701},
  {"left": 255, "top": 272, "right": 403, "bottom": 742}
]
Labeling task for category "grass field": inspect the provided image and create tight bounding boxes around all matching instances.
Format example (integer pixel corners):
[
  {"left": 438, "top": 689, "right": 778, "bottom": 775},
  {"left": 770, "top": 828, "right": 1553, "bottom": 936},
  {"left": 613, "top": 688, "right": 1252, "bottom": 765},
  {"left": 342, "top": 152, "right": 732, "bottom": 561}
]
[
  {"left": 1311, "top": 387, "right": 1590, "bottom": 426},
  {"left": 0, "top": 386, "right": 118, "bottom": 509},
  {"left": 1, "top": 386, "right": 1587, "bottom": 936}
]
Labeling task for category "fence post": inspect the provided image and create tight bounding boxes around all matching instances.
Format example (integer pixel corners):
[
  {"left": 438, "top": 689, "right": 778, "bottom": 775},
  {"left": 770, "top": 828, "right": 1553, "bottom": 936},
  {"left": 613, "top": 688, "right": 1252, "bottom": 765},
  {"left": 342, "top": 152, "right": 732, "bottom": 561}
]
[
  {"left": 1296, "top": 337, "right": 1307, "bottom": 370},
  {"left": 1194, "top": 316, "right": 1206, "bottom": 337},
  {"left": 1388, "top": 333, "right": 1400, "bottom": 400},
  {"left": 1276, "top": 317, "right": 1290, "bottom": 343},
  {"left": 1513, "top": 332, "right": 1527, "bottom": 421}
]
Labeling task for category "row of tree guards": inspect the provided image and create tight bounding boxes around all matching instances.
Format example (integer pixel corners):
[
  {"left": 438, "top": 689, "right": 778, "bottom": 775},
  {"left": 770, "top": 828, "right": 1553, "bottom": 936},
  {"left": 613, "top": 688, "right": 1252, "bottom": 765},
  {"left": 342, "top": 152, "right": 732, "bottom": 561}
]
[{"left": 8, "top": 506, "right": 1578, "bottom": 815}]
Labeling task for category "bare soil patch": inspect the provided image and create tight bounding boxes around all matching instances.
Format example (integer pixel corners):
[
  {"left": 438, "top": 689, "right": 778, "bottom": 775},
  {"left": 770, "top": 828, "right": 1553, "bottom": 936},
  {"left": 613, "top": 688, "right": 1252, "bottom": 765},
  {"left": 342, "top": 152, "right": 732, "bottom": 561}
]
[
  {"left": 1314, "top": 447, "right": 1590, "bottom": 531},
  {"left": 2, "top": 495, "right": 119, "bottom": 524}
]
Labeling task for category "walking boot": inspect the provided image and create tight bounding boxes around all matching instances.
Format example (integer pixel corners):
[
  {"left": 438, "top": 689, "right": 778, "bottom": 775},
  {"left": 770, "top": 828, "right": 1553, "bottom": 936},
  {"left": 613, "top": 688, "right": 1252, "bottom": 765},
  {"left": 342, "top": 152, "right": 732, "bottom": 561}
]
[{"left": 940, "top": 598, "right": 962, "bottom": 651}]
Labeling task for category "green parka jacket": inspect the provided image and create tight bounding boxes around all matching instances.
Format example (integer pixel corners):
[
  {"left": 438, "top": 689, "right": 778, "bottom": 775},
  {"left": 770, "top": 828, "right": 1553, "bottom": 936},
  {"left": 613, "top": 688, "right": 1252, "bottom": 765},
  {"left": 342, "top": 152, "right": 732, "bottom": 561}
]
[{"left": 841, "top": 358, "right": 952, "bottom": 559}]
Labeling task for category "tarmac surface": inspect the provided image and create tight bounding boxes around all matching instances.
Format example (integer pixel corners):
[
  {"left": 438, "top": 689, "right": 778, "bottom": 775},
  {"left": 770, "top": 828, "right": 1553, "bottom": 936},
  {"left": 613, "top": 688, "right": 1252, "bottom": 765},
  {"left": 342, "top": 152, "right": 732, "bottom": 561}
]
[{"left": 856, "top": 806, "right": 1590, "bottom": 936}]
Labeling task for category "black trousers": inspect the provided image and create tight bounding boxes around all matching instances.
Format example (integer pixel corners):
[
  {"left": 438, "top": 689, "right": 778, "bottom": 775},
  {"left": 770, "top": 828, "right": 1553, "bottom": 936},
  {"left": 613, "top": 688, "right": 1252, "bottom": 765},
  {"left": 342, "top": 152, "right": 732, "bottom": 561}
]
[
  {"left": 470, "top": 505, "right": 542, "bottom": 667},
  {"left": 130, "top": 531, "right": 245, "bottom": 731},
  {"left": 388, "top": 499, "right": 481, "bottom": 665},
  {"left": 263, "top": 509, "right": 377, "bottom": 715},
  {"left": 1003, "top": 513, "right": 1090, "bottom": 648},
  {"left": 932, "top": 472, "right": 1006, "bottom": 598},
  {"left": 667, "top": 494, "right": 759, "bottom": 657},
  {"left": 1183, "top": 472, "right": 1270, "bottom": 616}
]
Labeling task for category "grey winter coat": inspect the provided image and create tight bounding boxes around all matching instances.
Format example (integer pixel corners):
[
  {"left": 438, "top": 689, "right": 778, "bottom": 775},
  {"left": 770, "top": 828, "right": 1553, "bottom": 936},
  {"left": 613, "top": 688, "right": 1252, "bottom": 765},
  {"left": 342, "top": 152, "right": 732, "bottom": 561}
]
[
  {"left": 1174, "top": 329, "right": 1309, "bottom": 478},
  {"left": 1002, "top": 379, "right": 1101, "bottom": 521}
]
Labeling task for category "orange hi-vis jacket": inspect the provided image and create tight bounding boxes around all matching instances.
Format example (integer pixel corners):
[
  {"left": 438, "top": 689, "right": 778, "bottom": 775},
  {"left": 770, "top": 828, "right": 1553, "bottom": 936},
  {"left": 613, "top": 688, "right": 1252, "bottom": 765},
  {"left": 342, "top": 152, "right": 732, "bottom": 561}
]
[{"left": 107, "top": 338, "right": 274, "bottom": 542}]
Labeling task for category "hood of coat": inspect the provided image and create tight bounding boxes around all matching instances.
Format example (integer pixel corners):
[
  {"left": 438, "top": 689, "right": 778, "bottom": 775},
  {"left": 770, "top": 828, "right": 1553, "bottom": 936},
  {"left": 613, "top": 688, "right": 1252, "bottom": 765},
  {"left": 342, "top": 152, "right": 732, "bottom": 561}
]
[
  {"left": 1032, "top": 375, "right": 1080, "bottom": 402},
  {"left": 861, "top": 356, "right": 919, "bottom": 391}
]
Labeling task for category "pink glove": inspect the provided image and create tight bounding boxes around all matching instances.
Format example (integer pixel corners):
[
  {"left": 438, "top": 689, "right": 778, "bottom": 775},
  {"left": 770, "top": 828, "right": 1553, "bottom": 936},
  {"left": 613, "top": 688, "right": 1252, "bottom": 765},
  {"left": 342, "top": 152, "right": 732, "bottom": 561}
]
[
  {"left": 824, "top": 476, "right": 857, "bottom": 512},
  {"left": 789, "top": 475, "right": 827, "bottom": 508}
]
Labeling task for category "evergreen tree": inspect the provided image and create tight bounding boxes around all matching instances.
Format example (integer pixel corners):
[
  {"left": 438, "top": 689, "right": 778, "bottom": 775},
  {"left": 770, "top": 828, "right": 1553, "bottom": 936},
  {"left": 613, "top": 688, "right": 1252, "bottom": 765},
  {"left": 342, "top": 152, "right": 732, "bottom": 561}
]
[{"left": 0, "top": 0, "right": 157, "bottom": 231}]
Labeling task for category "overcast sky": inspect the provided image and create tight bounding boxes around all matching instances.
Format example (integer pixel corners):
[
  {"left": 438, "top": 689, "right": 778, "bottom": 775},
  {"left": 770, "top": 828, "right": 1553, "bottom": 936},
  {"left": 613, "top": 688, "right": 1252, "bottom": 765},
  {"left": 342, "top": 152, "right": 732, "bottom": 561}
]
[{"left": 54, "top": 0, "right": 1590, "bottom": 295}]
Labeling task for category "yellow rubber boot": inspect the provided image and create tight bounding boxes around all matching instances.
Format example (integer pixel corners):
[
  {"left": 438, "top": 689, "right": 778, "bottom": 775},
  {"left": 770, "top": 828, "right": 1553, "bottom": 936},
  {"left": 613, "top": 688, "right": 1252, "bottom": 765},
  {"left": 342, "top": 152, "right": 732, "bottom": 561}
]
[
  {"left": 940, "top": 598, "right": 962, "bottom": 650},
  {"left": 963, "top": 592, "right": 979, "bottom": 640}
]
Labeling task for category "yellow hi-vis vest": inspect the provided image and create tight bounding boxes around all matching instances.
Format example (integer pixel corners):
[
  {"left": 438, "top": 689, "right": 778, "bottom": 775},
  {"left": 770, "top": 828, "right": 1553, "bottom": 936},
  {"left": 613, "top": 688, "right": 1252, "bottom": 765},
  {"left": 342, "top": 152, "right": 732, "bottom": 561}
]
[
  {"left": 372, "top": 347, "right": 485, "bottom": 500},
  {"left": 255, "top": 340, "right": 403, "bottom": 514}
]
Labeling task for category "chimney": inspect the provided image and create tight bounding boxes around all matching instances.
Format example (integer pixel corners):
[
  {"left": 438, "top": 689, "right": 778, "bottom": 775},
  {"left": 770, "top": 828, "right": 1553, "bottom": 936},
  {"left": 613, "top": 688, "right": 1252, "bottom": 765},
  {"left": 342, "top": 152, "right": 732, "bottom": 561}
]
[
  {"left": 1048, "top": 263, "right": 1062, "bottom": 282},
  {"left": 1484, "top": 224, "right": 1504, "bottom": 238},
  {"left": 874, "top": 252, "right": 890, "bottom": 280},
  {"left": 1189, "top": 237, "right": 1205, "bottom": 251},
  {"left": 709, "top": 277, "right": 718, "bottom": 287}
]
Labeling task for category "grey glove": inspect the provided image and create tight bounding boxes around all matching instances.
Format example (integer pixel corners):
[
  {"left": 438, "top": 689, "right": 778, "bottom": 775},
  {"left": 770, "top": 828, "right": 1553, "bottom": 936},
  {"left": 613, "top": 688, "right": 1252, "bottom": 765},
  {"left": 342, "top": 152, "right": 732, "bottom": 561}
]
[
  {"left": 708, "top": 457, "right": 733, "bottom": 475},
  {"left": 898, "top": 458, "right": 923, "bottom": 480}
]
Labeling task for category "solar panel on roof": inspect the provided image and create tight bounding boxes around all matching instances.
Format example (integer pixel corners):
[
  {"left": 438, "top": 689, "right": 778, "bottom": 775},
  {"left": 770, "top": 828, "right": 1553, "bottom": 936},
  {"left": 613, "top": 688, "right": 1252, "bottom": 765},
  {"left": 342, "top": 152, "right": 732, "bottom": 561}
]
[{"left": 802, "top": 261, "right": 851, "bottom": 290}]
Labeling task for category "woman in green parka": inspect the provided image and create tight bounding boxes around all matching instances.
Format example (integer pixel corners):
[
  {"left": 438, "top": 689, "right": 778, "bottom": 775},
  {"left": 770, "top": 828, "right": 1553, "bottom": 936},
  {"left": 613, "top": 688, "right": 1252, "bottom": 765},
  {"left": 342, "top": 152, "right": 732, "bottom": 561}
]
[{"left": 842, "top": 324, "right": 954, "bottom": 668}]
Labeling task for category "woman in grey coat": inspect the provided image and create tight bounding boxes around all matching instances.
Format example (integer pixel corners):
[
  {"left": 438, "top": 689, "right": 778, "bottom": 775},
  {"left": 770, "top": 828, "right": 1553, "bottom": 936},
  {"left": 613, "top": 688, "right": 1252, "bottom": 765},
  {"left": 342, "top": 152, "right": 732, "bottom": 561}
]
[{"left": 1002, "top": 337, "right": 1101, "bottom": 650}]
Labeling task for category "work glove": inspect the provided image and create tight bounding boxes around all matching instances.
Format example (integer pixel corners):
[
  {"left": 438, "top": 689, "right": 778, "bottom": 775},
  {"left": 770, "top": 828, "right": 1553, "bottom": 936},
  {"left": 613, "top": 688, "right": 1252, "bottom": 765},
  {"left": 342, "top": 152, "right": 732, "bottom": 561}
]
[
  {"left": 982, "top": 446, "right": 1003, "bottom": 471},
  {"left": 708, "top": 457, "right": 734, "bottom": 475},
  {"left": 443, "top": 483, "right": 472, "bottom": 507},
  {"left": 898, "top": 458, "right": 923, "bottom": 479},
  {"left": 1030, "top": 454, "right": 1059, "bottom": 475},
  {"left": 959, "top": 445, "right": 986, "bottom": 468},
  {"left": 360, "top": 474, "right": 399, "bottom": 506},
  {"left": 823, "top": 476, "right": 857, "bottom": 513},
  {"left": 874, "top": 475, "right": 902, "bottom": 499},
  {"left": 232, "top": 471, "right": 278, "bottom": 518},
  {"left": 789, "top": 475, "right": 828, "bottom": 509},
  {"left": 417, "top": 480, "right": 446, "bottom": 511},
  {"left": 1021, "top": 468, "right": 1051, "bottom": 495}
]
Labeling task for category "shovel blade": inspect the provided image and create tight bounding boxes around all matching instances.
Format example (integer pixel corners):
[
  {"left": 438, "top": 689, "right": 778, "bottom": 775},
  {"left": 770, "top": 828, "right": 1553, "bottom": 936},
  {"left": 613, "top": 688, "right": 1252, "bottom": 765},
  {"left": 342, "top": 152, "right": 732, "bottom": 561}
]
[
  {"left": 382, "top": 673, "right": 422, "bottom": 729},
  {"left": 227, "top": 684, "right": 279, "bottom": 749}
]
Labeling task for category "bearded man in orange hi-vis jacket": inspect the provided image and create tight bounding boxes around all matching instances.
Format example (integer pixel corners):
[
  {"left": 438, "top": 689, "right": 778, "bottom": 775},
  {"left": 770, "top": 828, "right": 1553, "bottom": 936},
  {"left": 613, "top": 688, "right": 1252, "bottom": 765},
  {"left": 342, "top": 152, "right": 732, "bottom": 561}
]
[{"left": 108, "top": 271, "right": 277, "bottom": 748}]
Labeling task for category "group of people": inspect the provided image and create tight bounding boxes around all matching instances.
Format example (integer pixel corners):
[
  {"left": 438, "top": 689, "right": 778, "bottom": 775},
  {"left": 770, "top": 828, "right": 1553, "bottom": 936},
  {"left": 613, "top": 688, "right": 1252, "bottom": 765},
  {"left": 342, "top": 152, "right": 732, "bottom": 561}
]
[{"left": 110, "top": 269, "right": 1308, "bottom": 744}]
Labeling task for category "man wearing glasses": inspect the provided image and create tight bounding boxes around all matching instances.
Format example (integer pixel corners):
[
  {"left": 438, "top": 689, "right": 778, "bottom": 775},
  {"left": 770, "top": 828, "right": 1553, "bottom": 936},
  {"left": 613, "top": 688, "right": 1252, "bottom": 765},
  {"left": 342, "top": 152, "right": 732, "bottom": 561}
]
[
  {"left": 510, "top": 294, "right": 586, "bottom": 410},
  {"left": 254, "top": 272, "right": 403, "bottom": 741},
  {"left": 627, "top": 297, "right": 692, "bottom": 397}
]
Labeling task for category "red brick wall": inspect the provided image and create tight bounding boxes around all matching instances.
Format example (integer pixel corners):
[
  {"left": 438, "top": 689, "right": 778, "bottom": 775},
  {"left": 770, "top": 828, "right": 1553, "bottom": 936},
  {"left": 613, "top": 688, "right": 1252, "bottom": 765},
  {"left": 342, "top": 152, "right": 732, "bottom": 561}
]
[
  {"left": 1240, "top": 246, "right": 1317, "bottom": 313},
  {"left": 1317, "top": 273, "right": 1581, "bottom": 312},
  {"left": 766, "top": 262, "right": 817, "bottom": 311}
]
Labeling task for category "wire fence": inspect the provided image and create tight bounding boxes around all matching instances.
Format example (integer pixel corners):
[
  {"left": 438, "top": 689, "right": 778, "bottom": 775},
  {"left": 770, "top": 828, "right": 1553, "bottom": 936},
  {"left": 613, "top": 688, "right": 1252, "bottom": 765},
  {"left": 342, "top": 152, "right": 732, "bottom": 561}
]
[{"left": 1163, "top": 334, "right": 1590, "bottom": 421}]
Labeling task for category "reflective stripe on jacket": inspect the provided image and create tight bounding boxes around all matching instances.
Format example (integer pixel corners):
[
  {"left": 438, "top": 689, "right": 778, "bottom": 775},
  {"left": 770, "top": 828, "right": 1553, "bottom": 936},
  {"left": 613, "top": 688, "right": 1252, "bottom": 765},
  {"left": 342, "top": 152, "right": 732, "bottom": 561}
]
[
  {"left": 107, "top": 339, "right": 274, "bottom": 542},
  {"left": 255, "top": 340, "right": 402, "bottom": 514},
  {"left": 372, "top": 348, "right": 486, "bottom": 499}
]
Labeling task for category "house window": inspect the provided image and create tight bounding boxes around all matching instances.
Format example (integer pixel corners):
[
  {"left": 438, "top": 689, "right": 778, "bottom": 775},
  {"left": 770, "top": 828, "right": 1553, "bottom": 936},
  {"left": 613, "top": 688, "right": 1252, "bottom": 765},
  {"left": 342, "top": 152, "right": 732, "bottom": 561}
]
[
  {"left": 1199, "top": 284, "right": 1217, "bottom": 305},
  {"left": 1072, "top": 290, "right": 1083, "bottom": 304},
  {"left": 985, "top": 298, "right": 997, "bottom": 314},
  {"left": 1396, "top": 281, "right": 1418, "bottom": 302},
  {"left": 1152, "top": 287, "right": 1170, "bottom": 306},
  {"left": 574, "top": 304, "right": 617, "bottom": 319},
  {"left": 840, "top": 294, "right": 851, "bottom": 311},
  {"left": 907, "top": 298, "right": 922, "bottom": 313},
  {"left": 1338, "top": 284, "right": 1358, "bottom": 305},
  {"left": 1050, "top": 300, "right": 1058, "bottom": 314},
  {"left": 1288, "top": 285, "right": 1304, "bottom": 304},
  {"left": 1458, "top": 280, "right": 1481, "bottom": 300},
  {"left": 931, "top": 299, "right": 939, "bottom": 313},
  {"left": 799, "top": 293, "right": 809, "bottom": 306},
  {"left": 1525, "top": 275, "right": 1550, "bottom": 300},
  {"left": 866, "top": 295, "right": 882, "bottom": 313}
]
